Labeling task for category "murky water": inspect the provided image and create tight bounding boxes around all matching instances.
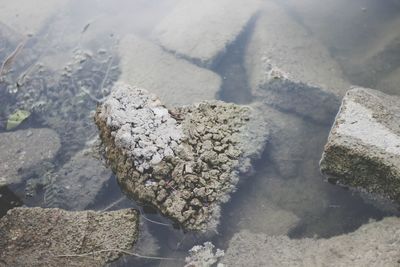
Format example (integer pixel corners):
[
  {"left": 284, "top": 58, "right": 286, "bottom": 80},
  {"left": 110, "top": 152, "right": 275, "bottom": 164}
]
[{"left": 1, "top": 0, "right": 400, "bottom": 266}]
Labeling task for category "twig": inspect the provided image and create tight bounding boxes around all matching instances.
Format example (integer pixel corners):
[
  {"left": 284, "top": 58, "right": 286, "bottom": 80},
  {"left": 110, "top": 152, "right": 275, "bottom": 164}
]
[
  {"left": 55, "top": 249, "right": 182, "bottom": 261},
  {"left": 0, "top": 41, "right": 25, "bottom": 77},
  {"left": 99, "top": 55, "right": 113, "bottom": 97},
  {"left": 141, "top": 213, "right": 172, "bottom": 227},
  {"left": 101, "top": 196, "right": 126, "bottom": 211}
]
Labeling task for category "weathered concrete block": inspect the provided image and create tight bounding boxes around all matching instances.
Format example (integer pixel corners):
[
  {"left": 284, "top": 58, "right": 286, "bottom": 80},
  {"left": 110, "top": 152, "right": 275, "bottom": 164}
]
[
  {"left": 221, "top": 217, "right": 400, "bottom": 266},
  {"left": 0, "top": 207, "right": 139, "bottom": 266},
  {"left": 245, "top": 2, "right": 350, "bottom": 124},
  {"left": 152, "top": 0, "right": 262, "bottom": 67},
  {"left": 320, "top": 87, "right": 400, "bottom": 204},
  {"left": 95, "top": 82, "right": 269, "bottom": 231},
  {"left": 119, "top": 35, "right": 221, "bottom": 107}
]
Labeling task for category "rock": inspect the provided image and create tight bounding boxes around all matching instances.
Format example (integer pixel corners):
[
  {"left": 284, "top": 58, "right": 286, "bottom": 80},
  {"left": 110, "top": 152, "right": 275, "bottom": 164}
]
[
  {"left": 152, "top": 0, "right": 262, "bottom": 67},
  {"left": 222, "top": 218, "right": 400, "bottom": 267},
  {"left": 95, "top": 82, "right": 269, "bottom": 231},
  {"left": 245, "top": 2, "right": 350, "bottom": 124},
  {"left": 377, "top": 67, "right": 400, "bottom": 95},
  {"left": 0, "top": 0, "right": 67, "bottom": 34},
  {"left": 0, "top": 207, "right": 139, "bottom": 267},
  {"left": 43, "top": 148, "right": 112, "bottom": 210},
  {"left": 320, "top": 87, "right": 400, "bottom": 204},
  {"left": 0, "top": 128, "right": 61, "bottom": 186},
  {"left": 118, "top": 35, "right": 221, "bottom": 107},
  {"left": 256, "top": 104, "right": 328, "bottom": 178},
  {"left": 344, "top": 17, "right": 400, "bottom": 90},
  {"left": 184, "top": 242, "right": 224, "bottom": 267}
]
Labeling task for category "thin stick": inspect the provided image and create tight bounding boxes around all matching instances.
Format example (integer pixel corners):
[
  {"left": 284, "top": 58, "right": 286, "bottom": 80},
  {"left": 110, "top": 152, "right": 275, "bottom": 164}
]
[
  {"left": 141, "top": 213, "right": 172, "bottom": 227},
  {"left": 0, "top": 41, "right": 25, "bottom": 77},
  {"left": 101, "top": 196, "right": 126, "bottom": 211},
  {"left": 99, "top": 55, "right": 113, "bottom": 97},
  {"left": 55, "top": 249, "right": 182, "bottom": 261}
]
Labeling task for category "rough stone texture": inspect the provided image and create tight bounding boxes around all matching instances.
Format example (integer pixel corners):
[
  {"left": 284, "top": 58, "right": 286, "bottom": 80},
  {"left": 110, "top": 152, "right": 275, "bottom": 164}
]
[
  {"left": 152, "top": 0, "right": 262, "bottom": 67},
  {"left": 95, "top": 82, "right": 269, "bottom": 231},
  {"left": 0, "top": 207, "right": 139, "bottom": 267},
  {"left": 185, "top": 242, "right": 224, "bottom": 267},
  {"left": 320, "top": 87, "right": 400, "bottom": 204},
  {"left": 118, "top": 35, "right": 221, "bottom": 107},
  {"left": 0, "top": 128, "right": 61, "bottom": 186},
  {"left": 222, "top": 217, "right": 400, "bottom": 267},
  {"left": 245, "top": 2, "right": 350, "bottom": 124},
  {"left": 43, "top": 148, "right": 112, "bottom": 210}
]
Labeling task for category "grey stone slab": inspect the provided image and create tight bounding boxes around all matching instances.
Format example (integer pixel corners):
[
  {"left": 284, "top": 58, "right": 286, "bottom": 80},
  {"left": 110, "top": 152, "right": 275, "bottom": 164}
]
[
  {"left": 44, "top": 149, "right": 112, "bottom": 210},
  {"left": 152, "top": 0, "right": 262, "bottom": 67},
  {"left": 0, "top": 128, "right": 61, "bottom": 186},
  {"left": 245, "top": 2, "right": 350, "bottom": 124},
  {"left": 320, "top": 87, "right": 400, "bottom": 204},
  {"left": 0, "top": 207, "right": 139, "bottom": 267},
  {"left": 119, "top": 35, "right": 221, "bottom": 107},
  {"left": 221, "top": 217, "right": 400, "bottom": 267},
  {"left": 95, "top": 82, "right": 270, "bottom": 231}
]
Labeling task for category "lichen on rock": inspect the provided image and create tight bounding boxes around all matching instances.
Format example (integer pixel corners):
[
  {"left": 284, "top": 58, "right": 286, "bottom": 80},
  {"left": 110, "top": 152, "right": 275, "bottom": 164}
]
[{"left": 95, "top": 82, "right": 269, "bottom": 231}]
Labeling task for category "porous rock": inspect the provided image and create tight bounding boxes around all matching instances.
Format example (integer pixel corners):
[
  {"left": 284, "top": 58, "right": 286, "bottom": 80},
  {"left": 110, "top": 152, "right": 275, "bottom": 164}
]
[
  {"left": 184, "top": 242, "right": 224, "bottom": 267},
  {"left": 95, "top": 82, "right": 269, "bottom": 231},
  {"left": 0, "top": 207, "right": 139, "bottom": 267},
  {"left": 0, "top": 128, "right": 61, "bottom": 186},
  {"left": 222, "top": 217, "right": 400, "bottom": 267},
  {"left": 152, "top": 0, "right": 262, "bottom": 67},
  {"left": 118, "top": 35, "right": 221, "bottom": 107},
  {"left": 320, "top": 87, "right": 400, "bottom": 204},
  {"left": 245, "top": 2, "right": 350, "bottom": 124}
]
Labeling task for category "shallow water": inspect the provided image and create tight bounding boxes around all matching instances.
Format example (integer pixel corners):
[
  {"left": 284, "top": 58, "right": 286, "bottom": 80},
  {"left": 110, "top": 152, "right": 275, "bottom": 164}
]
[{"left": 0, "top": 0, "right": 400, "bottom": 266}]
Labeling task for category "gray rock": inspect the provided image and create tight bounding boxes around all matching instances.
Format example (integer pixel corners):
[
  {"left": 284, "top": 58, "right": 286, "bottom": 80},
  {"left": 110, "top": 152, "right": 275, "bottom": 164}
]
[
  {"left": 0, "top": 0, "right": 67, "bottom": 34},
  {"left": 245, "top": 2, "right": 350, "bottom": 124},
  {"left": 118, "top": 35, "right": 221, "bottom": 107},
  {"left": 152, "top": 0, "right": 262, "bottom": 67},
  {"left": 0, "top": 207, "right": 139, "bottom": 267},
  {"left": 377, "top": 67, "right": 400, "bottom": 96},
  {"left": 95, "top": 82, "right": 270, "bottom": 231},
  {"left": 222, "top": 217, "right": 400, "bottom": 267},
  {"left": 43, "top": 148, "right": 112, "bottom": 210},
  {"left": 320, "top": 87, "right": 400, "bottom": 204},
  {"left": 0, "top": 128, "right": 61, "bottom": 186}
]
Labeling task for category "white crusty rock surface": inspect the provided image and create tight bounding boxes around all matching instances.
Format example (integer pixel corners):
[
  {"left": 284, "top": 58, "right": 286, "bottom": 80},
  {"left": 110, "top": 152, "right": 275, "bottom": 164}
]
[
  {"left": 118, "top": 35, "right": 221, "bottom": 107},
  {"left": 245, "top": 2, "right": 350, "bottom": 124},
  {"left": 95, "top": 82, "right": 269, "bottom": 231},
  {"left": 0, "top": 207, "right": 139, "bottom": 267},
  {"left": 320, "top": 87, "right": 400, "bottom": 204},
  {"left": 222, "top": 217, "right": 400, "bottom": 267},
  {"left": 153, "top": 0, "right": 262, "bottom": 67},
  {"left": 0, "top": 128, "right": 61, "bottom": 186}
]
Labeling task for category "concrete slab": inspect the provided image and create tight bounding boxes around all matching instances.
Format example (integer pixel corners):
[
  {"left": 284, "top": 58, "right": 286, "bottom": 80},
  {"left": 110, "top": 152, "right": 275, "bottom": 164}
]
[
  {"left": 320, "top": 87, "right": 400, "bottom": 204},
  {"left": 245, "top": 2, "right": 350, "bottom": 124},
  {"left": 152, "top": 0, "right": 262, "bottom": 67},
  {"left": 119, "top": 35, "right": 221, "bottom": 107}
]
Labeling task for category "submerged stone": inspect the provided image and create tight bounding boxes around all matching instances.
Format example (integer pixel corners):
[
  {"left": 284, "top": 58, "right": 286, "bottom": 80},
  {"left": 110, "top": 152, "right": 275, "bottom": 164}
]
[
  {"left": 221, "top": 217, "right": 400, "bottom": 266},
  {"left": 152, "top": 0, "right": 262, "bottom": 67},
  {"left": 118, "top": 35, "right": 221, "bottom": 107},
  {"left": 95, "top": 82, "right": 269, "bottom": 231},
  {"left": 245, "top": 2, "right": 350, "bottom": 124},
  {"left": 0, "top": 128, "right": 61, "bottom": 186},
  {"left": 320, "top": 87, "right": 400, "bottom": 205},
  {"left": 43, "top": 148, "right": 112, "bottom": 210},
  {"left": 0, "top": 207, "right": 139, "bottom": 267}
]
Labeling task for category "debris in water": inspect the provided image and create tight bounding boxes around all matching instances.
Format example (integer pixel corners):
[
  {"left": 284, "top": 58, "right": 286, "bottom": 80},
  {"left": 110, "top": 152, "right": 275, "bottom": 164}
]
[{"left": 6, "top": 109, "right": 30, "bottom": 130}]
